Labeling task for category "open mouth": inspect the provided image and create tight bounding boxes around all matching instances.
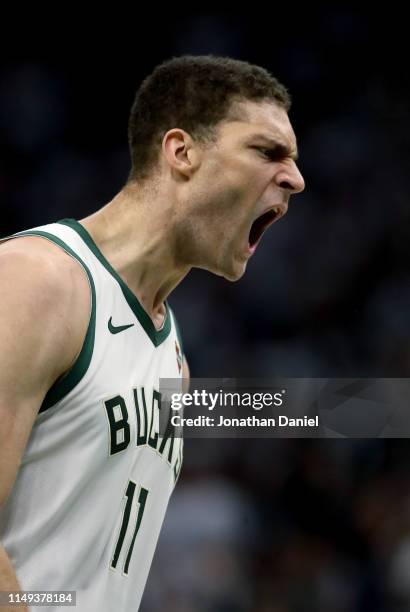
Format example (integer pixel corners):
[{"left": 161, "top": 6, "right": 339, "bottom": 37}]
[{"left": 248, "top": 207, "right": 282, "bottom": 249}]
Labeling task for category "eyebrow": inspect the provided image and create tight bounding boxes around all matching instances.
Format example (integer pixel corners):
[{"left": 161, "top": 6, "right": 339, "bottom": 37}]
[{"left": 245, "top": 134, "right": 299, "bottom": 161}]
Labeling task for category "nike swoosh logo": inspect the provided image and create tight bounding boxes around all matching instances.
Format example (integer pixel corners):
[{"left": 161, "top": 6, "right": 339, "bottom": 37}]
[{"left": 108, "top": 317, "right": 135, "bottom": 334}]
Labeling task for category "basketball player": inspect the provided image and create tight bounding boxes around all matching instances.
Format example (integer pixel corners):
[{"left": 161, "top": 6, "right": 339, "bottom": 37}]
[{"left": 0, "top": 56, "right": 305, "bottom": 611}]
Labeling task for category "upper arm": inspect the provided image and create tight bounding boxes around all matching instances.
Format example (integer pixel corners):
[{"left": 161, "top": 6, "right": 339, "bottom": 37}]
[{"left": 0, "top": 238, "right": 90, "bottom": 506}]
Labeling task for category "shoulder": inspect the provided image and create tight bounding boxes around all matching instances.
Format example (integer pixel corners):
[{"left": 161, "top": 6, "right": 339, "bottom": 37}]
[{"left": 0, "top": 235, "right": 91, "bottom": 382}]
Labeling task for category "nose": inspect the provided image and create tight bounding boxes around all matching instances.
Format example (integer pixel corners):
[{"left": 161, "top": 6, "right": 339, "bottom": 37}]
[{"left": 277, "top": 161, "right": 305, "bottom": 194}]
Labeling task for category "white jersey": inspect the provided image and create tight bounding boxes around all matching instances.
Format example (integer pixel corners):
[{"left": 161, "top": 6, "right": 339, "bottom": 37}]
[{"left": 0, "top": 219, "right": 184, "bottom": 611}]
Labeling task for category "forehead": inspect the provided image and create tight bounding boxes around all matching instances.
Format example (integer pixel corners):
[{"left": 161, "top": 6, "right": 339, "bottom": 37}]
[{"left": 217, "top": 100, "right": 298, "bottom": 154}]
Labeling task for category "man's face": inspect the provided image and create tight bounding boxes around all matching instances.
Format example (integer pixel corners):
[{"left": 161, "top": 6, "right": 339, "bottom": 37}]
[{"left": 183, "top": 100, "right": 305, "bottom": 281}]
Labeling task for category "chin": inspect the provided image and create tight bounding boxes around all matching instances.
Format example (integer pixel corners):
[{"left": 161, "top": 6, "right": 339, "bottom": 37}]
[
  {"left": 199, "top": 253, "right": 248, "bottom": 281},
  {"left": 221, "top": 261, "right": 248, "bottom": 282}
]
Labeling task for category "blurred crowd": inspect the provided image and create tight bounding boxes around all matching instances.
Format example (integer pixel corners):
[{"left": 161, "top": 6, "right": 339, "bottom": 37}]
[
  {"left": 144, "top": 439, "right": 410, "bottom": 612},
  {"left": 1, "top": 9, "right": 409, "bottom": 611}
]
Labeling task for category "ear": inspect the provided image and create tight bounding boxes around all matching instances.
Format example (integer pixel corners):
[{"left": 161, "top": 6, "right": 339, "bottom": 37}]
[{"left": 161, "top": 129, "right": 200, "bottom": 179}]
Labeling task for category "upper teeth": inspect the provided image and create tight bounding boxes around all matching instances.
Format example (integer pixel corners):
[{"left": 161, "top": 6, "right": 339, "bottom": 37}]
[{"left": 273, "top": 207, "right": 280, "bottom": 215}]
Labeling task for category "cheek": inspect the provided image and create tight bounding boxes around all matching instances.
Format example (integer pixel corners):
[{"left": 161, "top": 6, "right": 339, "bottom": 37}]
[
  {"left": 196, "top": 178, "right": 244, "bottom": 224},
  {"left": 193, "top": 158, "right": 263, "bottom": 233}
]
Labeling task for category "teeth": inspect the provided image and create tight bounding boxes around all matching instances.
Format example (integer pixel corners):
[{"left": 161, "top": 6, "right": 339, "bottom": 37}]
[{"left": 273, "top": 206, "right": 280, "bottom": 215}]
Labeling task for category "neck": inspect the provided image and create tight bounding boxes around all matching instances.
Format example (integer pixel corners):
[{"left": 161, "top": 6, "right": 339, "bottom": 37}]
[{"left": 79, "top": 183, "right": 190, "bottom": 326}]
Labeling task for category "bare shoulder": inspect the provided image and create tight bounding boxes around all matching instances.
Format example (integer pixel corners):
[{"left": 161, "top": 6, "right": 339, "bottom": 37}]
[{"left": 0, "top": 235, "right": 91, "bottom": 399}]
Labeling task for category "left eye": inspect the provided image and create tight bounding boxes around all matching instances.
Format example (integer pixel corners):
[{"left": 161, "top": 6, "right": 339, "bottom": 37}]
[{"left": 260, "top": 148, "right": 276, "bottom": 160}]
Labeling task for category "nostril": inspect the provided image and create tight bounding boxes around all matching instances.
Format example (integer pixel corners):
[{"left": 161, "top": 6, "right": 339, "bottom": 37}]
[
  {"left": 279, "top": 178, "right": 305, "bottom": 193},
  {"left": 279, "top": 180, "right": 294, "bottom": 190}
]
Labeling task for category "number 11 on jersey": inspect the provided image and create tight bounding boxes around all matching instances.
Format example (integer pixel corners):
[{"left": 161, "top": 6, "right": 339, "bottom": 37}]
[{"left": 111, "top": 480, "right": 149, "bottom": 575}]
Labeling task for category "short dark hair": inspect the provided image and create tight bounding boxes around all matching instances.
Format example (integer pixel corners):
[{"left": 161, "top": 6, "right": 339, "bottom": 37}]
[{"left": 127, "top": 55, "right": 291, "bottom": 183}]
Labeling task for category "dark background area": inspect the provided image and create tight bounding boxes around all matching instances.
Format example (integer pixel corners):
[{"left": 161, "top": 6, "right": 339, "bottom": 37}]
[{"left": 1, "top": 9, "right": 410, "bottom": 611}]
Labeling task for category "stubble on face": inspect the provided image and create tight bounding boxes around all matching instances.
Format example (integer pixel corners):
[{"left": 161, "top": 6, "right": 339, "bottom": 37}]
[{"left": 176, "top": 100, "right": 299, "bottom": 280}]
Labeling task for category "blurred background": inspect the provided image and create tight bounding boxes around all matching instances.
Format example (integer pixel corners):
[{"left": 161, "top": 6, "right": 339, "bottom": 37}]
[{"left": 1, "top": 8, "right": 410, "bottom": 611}]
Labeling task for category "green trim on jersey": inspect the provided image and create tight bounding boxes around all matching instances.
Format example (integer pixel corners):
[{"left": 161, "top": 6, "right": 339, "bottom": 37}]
[
  {"left": 9, "top": 229, "right": 96, "bottom": 413},
  {"left": 58, "top": 218, "right": 171, "bottom": 347}
]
